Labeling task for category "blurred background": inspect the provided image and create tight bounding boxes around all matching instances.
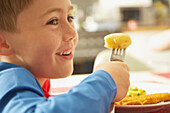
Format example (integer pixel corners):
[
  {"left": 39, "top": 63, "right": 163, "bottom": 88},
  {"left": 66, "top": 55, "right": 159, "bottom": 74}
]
[{"left": 71, "top": 0, "right": 170, "bottom": 74}]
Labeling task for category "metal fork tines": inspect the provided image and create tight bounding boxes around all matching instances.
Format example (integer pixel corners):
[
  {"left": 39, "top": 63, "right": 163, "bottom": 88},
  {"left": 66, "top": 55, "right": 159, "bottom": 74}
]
[{"left": 110, "top": 48, "right": 126, "bottom": 62}]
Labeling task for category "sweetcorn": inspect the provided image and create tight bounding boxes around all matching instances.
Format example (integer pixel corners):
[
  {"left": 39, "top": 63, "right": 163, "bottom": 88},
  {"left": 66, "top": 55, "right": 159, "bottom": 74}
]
[{"left": 127, "top": 85, "right": 146, "bottom": 97}]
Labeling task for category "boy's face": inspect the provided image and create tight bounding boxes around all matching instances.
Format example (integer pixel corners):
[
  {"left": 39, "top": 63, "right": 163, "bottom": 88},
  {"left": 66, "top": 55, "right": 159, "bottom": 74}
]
[{"left": 4, "top": 0, "right": 78, "bottom": 78}]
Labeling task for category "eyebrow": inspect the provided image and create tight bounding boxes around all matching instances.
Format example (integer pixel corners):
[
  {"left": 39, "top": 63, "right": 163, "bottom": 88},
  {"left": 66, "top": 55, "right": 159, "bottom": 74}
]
[{"left": 40, "top": 5, "right": 74, "bottom": 18}]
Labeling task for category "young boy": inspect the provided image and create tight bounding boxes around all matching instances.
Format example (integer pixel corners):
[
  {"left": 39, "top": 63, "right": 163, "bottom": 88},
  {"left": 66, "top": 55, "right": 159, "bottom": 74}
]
[{"left": 0, "top": 0, "right": 130, "bottom": 113}]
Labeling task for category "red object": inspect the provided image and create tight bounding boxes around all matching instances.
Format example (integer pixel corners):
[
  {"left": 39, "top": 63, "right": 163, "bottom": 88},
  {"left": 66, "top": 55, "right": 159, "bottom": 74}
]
[
  {"left": 127, "top": 20, "right": 138, "bottom": 30},
  {"left": 42, "top": 79, "right": 51, "bottom": 98},
  {"left": 151, "top": 72, "right": 170, "bottom": 79}
]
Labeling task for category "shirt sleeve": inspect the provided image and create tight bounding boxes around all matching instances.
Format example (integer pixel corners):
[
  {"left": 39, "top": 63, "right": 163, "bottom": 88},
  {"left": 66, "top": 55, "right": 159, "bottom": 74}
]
[{"left": 1, "top": 68, "right": 117, "bottom": 113}]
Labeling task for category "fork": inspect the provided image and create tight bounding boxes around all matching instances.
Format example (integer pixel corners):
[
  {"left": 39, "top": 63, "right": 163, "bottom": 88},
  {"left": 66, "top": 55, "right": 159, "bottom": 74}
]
[
  {"left": 110, "top": 48, "right": 126, "bottom": 62},
  {"left": 110, "top": 48, "right": 126, "bottom": 113}
]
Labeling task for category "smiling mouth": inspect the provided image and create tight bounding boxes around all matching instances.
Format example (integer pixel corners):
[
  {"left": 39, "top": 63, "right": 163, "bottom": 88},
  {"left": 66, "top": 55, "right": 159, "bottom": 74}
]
[{"left": 56, "top": 49, "right": 72, "bottom": 56}]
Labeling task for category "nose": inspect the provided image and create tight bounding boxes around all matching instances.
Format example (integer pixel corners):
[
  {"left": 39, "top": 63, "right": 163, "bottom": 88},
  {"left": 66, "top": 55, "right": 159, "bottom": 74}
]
[{"left": 62, "top": 22, "right": 77, "bottom": 42}]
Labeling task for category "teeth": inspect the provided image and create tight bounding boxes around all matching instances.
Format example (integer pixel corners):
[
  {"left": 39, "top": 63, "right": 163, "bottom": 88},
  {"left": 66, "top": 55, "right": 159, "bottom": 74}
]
[
  {"left": 57, "top": 50, "right": 71, "bottom": 55},
  {"left": 64, "top": 51, "right": 68, "bottom": 54}
]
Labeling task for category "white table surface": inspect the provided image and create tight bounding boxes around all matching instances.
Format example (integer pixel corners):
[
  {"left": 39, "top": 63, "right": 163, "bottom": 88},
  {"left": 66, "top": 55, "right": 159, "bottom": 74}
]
[{"left": 50, "top": 71, "right": 170, "bottom": 95}]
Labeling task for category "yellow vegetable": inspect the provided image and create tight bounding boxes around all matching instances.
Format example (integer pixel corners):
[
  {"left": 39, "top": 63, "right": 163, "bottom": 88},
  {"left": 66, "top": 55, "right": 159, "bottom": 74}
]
[
  {"left": 127, "top": 85, "right": 146, "bottom": 97},
  {"left": 104, "top": 33, "right": 132, "bottom": 49}
]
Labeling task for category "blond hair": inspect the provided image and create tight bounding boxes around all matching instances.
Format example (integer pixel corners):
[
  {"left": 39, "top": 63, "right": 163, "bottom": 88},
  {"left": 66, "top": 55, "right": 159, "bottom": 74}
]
[{"left": 0, "top": 0, "right": 33, "bottom": 32}]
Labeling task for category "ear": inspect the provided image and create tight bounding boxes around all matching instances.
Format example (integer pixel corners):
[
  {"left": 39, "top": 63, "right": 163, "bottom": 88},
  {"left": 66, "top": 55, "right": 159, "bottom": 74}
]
[{"left": 0, "top": 34, "right": 14, "bottom": 56}]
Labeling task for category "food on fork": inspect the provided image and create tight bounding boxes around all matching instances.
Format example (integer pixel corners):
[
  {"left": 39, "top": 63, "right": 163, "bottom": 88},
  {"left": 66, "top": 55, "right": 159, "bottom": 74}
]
[
  {"left": 115, "top": 93, "right": 170, "bottom": 105},
  {"left": 104, "top": 33, "right": 132, "bottom": 61},
  {"left": 104, "top": 33, "right": 132, "bottom": 49}
]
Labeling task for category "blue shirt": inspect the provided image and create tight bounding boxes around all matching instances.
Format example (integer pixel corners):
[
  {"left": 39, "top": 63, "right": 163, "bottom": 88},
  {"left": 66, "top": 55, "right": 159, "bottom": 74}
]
[{"left": 0, "top": 62, "right": 117, "bottom": 113}]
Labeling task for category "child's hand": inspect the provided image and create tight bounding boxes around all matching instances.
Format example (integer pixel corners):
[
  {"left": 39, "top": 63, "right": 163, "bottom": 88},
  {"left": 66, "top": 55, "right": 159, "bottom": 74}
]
[{"left": 94, "top": 61, "right": 130, "bottom": 102}]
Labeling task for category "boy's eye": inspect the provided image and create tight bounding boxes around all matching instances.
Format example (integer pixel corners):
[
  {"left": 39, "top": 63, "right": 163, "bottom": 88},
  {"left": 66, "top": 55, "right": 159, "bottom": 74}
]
[
  {"left": 47, "top": 19, "right": 59, "bottom": 25},
  {"left": 67, "top": 16, "right": 74, "bottom": 22}
]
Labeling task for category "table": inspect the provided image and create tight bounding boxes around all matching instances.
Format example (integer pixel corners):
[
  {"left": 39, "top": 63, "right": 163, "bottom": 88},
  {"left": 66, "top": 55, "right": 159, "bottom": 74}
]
[
  {"left": 50, "top": 71, "right": 170, "bottom": 95},
  {"left": 50, "top": 71, "right": 170, "bottom": 113}
]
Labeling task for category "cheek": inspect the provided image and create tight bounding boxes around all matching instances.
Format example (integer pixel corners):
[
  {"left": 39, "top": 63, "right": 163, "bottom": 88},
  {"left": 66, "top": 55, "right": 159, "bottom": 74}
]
[
  {"left": 42, "top": 42, "right": 60, "bottom": 57},
  {"left": 40, "top": 34, "right": 61, "bottom": 50}
]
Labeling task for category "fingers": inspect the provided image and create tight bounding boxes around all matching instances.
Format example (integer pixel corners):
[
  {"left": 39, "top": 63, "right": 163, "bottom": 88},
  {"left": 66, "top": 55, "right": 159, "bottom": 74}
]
[{"left": 110, "top": 61, "right": 130, "bottom": 72}]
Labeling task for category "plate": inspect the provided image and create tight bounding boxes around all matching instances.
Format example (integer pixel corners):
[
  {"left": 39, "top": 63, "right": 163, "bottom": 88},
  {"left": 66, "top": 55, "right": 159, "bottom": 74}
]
[
  {"left": 115, "top": 82, "right": 170, "bottom": 113},
  {"left": 115, "top": 102, "right": 170, "bottom": 113}
]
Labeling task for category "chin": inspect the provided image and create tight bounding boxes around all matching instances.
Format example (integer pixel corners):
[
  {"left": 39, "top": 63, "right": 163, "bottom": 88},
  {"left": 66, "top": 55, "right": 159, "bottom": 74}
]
[
  {"left": 50, "top": 67, "right": 73, "bottom": 79},
  {"left": 62, "top": 69, "right": 73, "bottom": 78}
]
